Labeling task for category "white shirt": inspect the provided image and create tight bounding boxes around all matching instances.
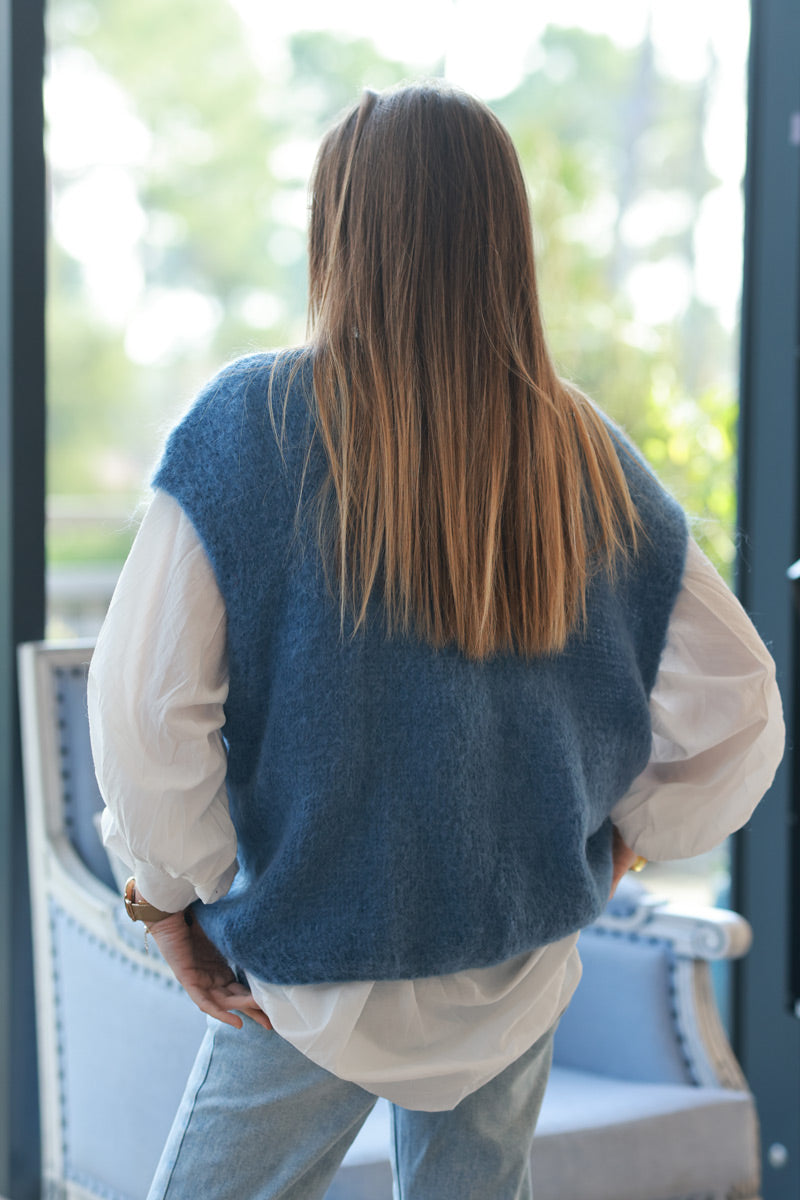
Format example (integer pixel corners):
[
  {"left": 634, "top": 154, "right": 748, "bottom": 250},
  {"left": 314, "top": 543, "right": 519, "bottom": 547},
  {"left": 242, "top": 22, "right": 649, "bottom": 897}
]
[{"left": 89, "top": 490, "right": 784, "bottom": 1110}]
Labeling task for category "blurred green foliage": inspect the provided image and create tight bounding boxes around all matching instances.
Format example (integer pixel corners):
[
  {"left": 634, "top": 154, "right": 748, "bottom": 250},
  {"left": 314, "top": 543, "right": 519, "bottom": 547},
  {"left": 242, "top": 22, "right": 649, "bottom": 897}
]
[{"left": 47, "top": 1, "right": 739, "bottom": 587}]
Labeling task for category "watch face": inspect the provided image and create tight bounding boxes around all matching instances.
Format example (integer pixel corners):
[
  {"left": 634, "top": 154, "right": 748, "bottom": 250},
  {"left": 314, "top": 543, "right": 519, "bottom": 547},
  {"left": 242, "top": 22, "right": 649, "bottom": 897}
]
[{"left": 123, "top": 877, "right": 139, "bottom": 920}]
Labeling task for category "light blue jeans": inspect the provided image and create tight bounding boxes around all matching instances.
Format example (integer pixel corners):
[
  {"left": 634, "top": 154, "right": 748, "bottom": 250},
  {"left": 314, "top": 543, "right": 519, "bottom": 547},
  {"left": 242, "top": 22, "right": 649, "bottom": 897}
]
[{"left": 146, "top": 1016, "right": 555, "bottom": 1200}]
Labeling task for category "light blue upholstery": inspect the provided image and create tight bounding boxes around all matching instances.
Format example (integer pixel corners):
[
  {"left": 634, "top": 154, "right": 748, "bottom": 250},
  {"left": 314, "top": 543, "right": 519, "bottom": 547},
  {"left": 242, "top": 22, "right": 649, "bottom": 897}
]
[
  {"left": 50, "top": 907, "right": 205, "bottom": 1198},
  {"left": 53, "top": 660, "right": 115, "bottom": 891},
  {"left": 19, "top": 641, "right": 761, "bottom": 1200},
  {"left": 329, "top": 1070, "right": 759, "bottom": 1200},
  {"left": 533, "top": 1069, "right": 759, "bottom": 1200},
  {"left": 554, "top": 933, "right": 692, "bottom": 1084}
]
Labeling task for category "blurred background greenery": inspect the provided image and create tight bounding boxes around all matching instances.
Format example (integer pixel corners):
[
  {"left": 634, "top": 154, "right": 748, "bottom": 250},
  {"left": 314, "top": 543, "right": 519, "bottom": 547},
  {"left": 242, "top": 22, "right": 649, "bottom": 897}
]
[{"left": 46, "top": 0, "right": 744, "bottom": 633}]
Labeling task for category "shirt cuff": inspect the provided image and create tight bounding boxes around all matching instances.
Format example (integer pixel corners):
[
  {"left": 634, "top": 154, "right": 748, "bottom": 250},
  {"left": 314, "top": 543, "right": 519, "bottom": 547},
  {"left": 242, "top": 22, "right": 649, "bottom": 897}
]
[{"left": 132, "top": 858, "right": 238, "bottom": 913}]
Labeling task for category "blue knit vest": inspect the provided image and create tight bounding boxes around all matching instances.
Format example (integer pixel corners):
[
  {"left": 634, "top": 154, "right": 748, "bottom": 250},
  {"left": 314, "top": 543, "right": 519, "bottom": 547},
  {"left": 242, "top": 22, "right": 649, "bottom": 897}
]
[{"left": 153, "top": 349, "right": 687, "bottom": 985}]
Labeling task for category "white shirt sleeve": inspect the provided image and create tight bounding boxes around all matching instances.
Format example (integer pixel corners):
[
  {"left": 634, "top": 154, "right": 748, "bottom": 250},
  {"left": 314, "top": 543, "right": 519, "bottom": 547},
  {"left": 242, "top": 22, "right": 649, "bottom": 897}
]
[
  {"left": 611, "top": 537, "right": 785, "bottom": 859},
  {"left": 88, "top": 489, "right": 237, "bottom": 912}
]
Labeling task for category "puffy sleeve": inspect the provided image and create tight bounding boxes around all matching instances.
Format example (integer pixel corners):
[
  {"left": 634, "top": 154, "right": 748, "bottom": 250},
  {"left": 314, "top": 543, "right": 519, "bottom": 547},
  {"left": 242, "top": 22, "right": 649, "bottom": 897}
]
[
  {"left": 88, "top": 489, "right": 237, "bottom": 911},
  {"left": 611, "top": 537, "right": 785, "bottom": 860}
]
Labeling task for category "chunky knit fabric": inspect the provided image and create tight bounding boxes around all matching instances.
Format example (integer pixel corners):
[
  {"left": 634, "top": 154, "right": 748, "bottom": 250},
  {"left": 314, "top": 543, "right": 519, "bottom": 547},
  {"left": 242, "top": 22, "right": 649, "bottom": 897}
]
[{"left": 153, "top": 349, "right": 688, "bottom": 985}]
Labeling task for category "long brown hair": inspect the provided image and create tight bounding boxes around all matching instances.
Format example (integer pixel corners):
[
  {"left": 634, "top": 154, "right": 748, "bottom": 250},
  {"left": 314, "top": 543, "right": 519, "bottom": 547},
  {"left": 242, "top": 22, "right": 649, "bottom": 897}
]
[{"left": 305, "top": 82, "right": 638, "bottom": 659}]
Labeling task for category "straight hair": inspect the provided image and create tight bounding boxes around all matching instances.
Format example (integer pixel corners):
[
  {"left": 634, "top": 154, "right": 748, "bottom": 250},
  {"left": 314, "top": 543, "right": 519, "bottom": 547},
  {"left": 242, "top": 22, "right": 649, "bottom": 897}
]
[{"left": 305, "top": 82, "right": 639, "bottom": 660}]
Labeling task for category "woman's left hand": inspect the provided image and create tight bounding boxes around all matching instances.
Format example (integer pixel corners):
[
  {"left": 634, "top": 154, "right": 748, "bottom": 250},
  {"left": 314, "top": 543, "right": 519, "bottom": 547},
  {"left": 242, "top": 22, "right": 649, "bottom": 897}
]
[{"left": 144, "top": 902, "right": 273, "bottom": 1032}]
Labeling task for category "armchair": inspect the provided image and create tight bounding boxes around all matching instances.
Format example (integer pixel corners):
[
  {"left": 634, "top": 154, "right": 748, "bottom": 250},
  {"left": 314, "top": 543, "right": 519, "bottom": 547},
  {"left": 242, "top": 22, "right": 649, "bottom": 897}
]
[{"left": 19, "top": 640, "right": 760, "bottom": 1200}]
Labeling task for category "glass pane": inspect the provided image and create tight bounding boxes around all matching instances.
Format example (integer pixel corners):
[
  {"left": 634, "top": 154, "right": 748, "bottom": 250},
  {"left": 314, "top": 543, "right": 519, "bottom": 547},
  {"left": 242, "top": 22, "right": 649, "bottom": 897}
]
[{"left": 45, "top": 0, "right": 749, "bottom": 913}]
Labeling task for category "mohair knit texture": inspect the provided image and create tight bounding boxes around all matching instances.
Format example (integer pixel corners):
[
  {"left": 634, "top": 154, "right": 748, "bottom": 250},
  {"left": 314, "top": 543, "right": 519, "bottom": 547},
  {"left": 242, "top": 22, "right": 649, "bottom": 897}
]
[{"left": 153, "top": 349, "right": 688, "bottom": 985}]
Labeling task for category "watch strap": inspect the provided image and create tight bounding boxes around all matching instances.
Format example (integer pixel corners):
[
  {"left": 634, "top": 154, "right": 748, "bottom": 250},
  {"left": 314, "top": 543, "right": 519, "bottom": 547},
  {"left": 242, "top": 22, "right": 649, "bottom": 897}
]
[{"left": 123, "top": 877, "right": 176, "bottom": 925}]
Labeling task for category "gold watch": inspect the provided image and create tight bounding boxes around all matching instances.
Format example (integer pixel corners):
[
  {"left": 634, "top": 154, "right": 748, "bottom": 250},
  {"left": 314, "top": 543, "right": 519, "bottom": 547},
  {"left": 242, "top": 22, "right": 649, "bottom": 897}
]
[{"left": 123, "top": 877, "right": 176, "bottom": 925}]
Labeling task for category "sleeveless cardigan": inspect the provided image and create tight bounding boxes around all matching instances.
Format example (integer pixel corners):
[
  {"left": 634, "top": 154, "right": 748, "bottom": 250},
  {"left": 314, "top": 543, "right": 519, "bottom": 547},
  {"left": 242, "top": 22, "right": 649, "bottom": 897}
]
[{"left": 153, "top": 349, "right": 688, "bottom": 985}]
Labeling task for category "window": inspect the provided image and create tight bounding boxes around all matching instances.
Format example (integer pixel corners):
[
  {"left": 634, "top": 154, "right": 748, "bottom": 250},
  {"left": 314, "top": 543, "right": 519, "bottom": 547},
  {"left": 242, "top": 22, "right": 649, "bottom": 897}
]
[{"left": 46, "top": 0, "right": 750, "bottom": 911}]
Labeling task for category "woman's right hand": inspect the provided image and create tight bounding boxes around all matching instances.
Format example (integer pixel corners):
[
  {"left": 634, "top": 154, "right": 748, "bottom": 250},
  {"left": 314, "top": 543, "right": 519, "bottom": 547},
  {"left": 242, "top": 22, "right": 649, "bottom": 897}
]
[{"left": 610, "top": 827, "right": 637, "bottom": 897}]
